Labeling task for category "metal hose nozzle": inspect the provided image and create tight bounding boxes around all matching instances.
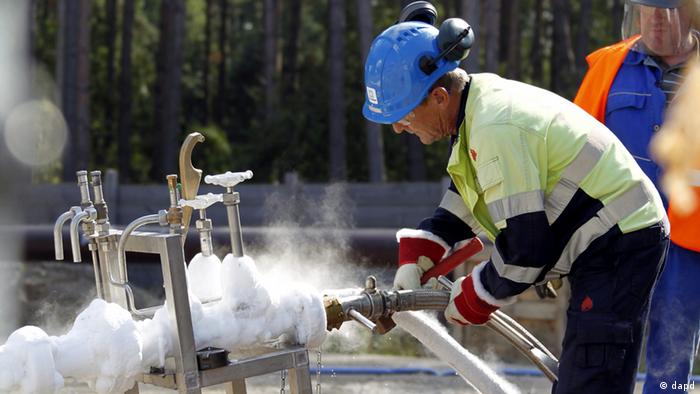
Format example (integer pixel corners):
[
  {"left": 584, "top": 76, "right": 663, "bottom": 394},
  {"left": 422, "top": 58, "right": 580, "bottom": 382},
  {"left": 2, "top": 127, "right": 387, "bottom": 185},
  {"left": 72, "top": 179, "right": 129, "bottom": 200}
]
[{"left": 323, "top": 286, "right": 450, "bottom": 332}]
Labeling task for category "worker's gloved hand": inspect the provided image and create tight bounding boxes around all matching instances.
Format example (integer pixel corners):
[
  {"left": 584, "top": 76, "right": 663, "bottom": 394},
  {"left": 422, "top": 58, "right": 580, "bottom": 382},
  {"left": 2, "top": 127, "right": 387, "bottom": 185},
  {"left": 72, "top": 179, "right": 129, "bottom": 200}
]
[
  {"left": 393, "top": 229, "right": 449, "bottom": 290},
  {"left": 394, "top": 256, "right": 435, "bottom": 290},
  {"left": 444, "top": 275, "right": 499, "bottom": 325}
]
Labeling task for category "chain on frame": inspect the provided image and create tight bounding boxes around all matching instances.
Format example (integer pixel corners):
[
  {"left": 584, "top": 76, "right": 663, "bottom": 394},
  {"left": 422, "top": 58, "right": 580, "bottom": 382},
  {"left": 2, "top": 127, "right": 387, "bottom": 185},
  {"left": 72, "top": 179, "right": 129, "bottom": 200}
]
[
  {"left": 315, "top": 349, "right": 322, "bottom": 394},
  {"left": 280, "top": 368, "right": 287, "bottom": 394}
]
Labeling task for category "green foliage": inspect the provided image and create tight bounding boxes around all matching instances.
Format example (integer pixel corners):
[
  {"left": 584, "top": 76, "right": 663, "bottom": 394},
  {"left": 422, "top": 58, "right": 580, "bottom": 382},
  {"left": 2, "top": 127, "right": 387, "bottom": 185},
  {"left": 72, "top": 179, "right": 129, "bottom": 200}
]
[
  {"left": 31, "top": 0, "right": 622, "bottom": 184},
  {"left": 188, "top": 124, "right": 233, "bottom": 175}
]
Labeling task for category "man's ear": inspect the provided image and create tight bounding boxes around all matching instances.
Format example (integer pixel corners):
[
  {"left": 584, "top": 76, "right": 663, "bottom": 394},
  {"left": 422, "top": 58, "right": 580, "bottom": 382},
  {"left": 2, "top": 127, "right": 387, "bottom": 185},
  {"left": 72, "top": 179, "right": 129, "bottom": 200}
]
[{"left": 431, "top": 87, "right": 450, "bottom": 105}]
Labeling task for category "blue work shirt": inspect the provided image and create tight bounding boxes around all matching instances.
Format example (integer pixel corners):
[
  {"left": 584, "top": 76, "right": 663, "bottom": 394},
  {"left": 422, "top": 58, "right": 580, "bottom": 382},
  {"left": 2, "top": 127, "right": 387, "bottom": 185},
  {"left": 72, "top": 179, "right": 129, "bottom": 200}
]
[{"left": 605, "top": 49, "right": 668, "bottom": 206}]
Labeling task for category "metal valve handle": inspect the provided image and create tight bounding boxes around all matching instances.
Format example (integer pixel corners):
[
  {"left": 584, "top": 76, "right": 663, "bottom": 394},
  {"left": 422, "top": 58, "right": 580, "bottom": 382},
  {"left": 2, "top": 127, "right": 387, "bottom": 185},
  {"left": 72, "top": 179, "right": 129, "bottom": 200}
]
[
  {"left": 179, "top": 193, "right": 223, "bottom": 210},
  {"left": 204, "top": 170, "right": 253, "bottom": 188}
]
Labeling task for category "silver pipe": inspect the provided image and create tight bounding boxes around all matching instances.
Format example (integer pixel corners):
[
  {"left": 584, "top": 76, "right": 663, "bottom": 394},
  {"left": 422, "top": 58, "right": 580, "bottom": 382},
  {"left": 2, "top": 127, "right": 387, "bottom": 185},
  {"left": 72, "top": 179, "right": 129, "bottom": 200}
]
[
  {"left": 225, "top": 189, "right": 244, "bottom": 257},
  {"left": 435, "top": 276, "right": 558, "bottom": 382},
  {"left": 76, "top": 170, "right": 92, "bottom": 208},
  {"left": 348, "top": 309, "right": 377, "bottom": 332},
  {"left": 115, "top": 214, "right": 161, "bottom": 286},
  {"left": 487, "top": 315, "right": 558, "bottom": 382},
  {"left": 69, "top": 210, "right": 90, "bottom": 262},
  {"left": 113, "top": 214, "right": 161, "bottom": 317},
  {"left": 90, "top": 171, "right": 104, "bottom": 204},
  {"left": 53, "top": 207, "right": 80, "bottom": 260},
  {"left": 167, "top": 174, "right": 179, "bottom": 208},
  {"left": 227, "top": 205, "right": 244, "bottom": 257},
  {"left": 493, "top": 310, "right": 558, "bottom": 361},
  {"left": 90, "top": 249, "right": 104, "bottom": 298},
  {"left": 198, "top": 209, "right": 213, "bottom": 257}
]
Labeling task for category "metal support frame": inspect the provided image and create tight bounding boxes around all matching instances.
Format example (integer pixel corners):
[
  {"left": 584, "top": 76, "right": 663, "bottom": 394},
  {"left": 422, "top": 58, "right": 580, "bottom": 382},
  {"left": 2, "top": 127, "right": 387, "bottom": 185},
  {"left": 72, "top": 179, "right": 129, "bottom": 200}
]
[
  {"left": 55, "top": 167, "right": 313, "bottom": 394},
  {"left": 94, "top": 233, "right": 128, "bottom": 307},
  {"left": 140, "top": 347, "right": 312, "bottom": 394},
  {"left": 119, "top": 230, "right": 312, "bottom": 393}
]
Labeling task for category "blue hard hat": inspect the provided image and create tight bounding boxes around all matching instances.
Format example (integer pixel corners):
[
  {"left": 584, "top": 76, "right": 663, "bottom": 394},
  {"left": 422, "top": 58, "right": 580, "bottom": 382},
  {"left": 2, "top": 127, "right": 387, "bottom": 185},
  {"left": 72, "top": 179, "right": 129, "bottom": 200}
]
[{"left": 362, "top": 22, "right": 461, "bottom": 124}]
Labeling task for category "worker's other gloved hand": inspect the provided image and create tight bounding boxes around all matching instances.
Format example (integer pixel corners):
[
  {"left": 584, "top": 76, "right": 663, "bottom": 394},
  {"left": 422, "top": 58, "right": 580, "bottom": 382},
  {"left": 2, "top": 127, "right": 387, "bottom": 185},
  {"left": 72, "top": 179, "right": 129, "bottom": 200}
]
[
  {"left": 444, "top": 275, "right": 499, "bottom": 325},
  {"left": 393, "top": 229, "right": 449, "bottom": 290}
]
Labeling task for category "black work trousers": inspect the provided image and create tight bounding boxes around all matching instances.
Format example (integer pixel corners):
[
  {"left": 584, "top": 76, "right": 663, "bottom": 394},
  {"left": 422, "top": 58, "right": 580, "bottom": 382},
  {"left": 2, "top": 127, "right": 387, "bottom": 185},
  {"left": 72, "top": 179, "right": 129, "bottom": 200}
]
[{"left": 552, "top": 224, "right": 668, "bottom": 394}]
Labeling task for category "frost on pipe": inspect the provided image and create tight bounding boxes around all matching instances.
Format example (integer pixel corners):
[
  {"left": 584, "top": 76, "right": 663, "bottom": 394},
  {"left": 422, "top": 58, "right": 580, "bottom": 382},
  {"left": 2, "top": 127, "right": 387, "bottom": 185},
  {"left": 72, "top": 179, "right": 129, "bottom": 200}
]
[
  {"left": 0, "top": 255, "right": 327, "bottom": 393},
  {"left": 392, "top": 311, "right": 520, "bottom": 394}
]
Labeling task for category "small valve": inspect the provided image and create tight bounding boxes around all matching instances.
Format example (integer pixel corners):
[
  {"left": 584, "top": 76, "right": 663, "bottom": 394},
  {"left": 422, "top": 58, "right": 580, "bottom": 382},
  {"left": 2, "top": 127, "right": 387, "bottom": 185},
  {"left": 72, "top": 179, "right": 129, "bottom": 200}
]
[
  {"left": 178, "top": 193, "right": 223, "bottom": 210},
  {"left": 204, "top": 170, "right": 253, "bottom": 188},
  {"left": 179, "top": 193, "right": 222, "bottom": 258}
]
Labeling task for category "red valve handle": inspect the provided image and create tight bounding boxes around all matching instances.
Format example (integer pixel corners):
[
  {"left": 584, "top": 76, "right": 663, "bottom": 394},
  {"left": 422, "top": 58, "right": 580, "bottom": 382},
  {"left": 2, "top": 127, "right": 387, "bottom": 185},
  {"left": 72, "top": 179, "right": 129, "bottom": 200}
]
[{"left": 420, "top": 237, "right": 484, "bottom": 285}]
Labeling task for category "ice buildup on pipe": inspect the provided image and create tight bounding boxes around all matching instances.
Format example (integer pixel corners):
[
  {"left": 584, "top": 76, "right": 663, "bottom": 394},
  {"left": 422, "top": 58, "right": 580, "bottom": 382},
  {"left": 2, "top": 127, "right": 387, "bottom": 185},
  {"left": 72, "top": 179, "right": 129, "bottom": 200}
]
[
  {"left": 180, "top": 193, "right": 224, "bottom": 302},
  {"left": 393, "top": 311, "right": 520, "bottom": 394},
  {"left": 187, "top": 253, "right": 223, "bottom": 301},
  {"left": 0, "top": 254, "right": 326, "bottom": 394}
]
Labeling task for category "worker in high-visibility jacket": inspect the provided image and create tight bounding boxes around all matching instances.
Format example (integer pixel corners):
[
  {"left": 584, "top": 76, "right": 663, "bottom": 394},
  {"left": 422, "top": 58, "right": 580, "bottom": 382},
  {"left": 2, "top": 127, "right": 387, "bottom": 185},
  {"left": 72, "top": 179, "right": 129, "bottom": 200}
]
[
  {"left": 574, "top": 1, "right": 700, "bottom": 392},
  {"left": 363, "top": 18, "right": 669, "bottom": 393}
]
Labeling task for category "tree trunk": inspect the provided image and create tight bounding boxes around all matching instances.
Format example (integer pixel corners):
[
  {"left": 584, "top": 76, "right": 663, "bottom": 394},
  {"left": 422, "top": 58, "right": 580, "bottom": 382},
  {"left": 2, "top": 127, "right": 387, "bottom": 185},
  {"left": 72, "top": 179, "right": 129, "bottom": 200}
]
[
  {"left": 117, "top": 0, "right": 135, "bottom": 183},
  {"left": 328, "top": 0, "right": 346, "bottom": 181},
  {"left": 551, "top": 0, "right": 575, "bottom": 96},
  {"left": 152, "top": 0, "right": 186, "bottom": 180},
  {"left": 456, "top": 0, "right": 480, "bottom": 72},
  {"left": 575, "top": 0, "right": 593, "bottom": 76},
  {"left": 505, "top": 0, "right": 521, "bottom": 80},
  {"left": 27, "top": 0, "right": 36, "bottom": 78},
  {"left": 611, "top": 0, "right": 625, "bottom": 40},
  {"left": 483, "top": 0, "right": 500, "bottom": 72},
  {"left": 104, "top": 0, "right": 117, "bottom": 149},
  {"left": 202, "top": 0, "right": 213, "bottom": 123},
  {"left": 399, "top": 0, "right": 427, "bottom": 181},
  {"left": 58, "top": 0, "right": 91, "bottom": 180},
  {"left": 214, "top": 0, "right": 228, "bottom": 125},
  {"left": 530, "top": 0, "right": 544, "bottom": 85},
  {"left": 406, "top": 137, "right": 426, "bottom": 181},
  {"left": 357, "top": 0, "right": 386, "bottom": 183},
  {"left": 263, "top": 0, "right": 278, "bottom": 124},
  {"left": 281, "top": 0, "right": 301, "bottom": 97}
]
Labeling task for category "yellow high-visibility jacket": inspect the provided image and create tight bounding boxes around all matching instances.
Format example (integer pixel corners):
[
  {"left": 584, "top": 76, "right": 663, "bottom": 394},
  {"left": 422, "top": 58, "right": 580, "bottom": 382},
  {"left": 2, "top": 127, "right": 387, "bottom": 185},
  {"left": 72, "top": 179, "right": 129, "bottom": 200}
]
[{"left": 437, "top": 73, "right": 666, "bottom": 300}]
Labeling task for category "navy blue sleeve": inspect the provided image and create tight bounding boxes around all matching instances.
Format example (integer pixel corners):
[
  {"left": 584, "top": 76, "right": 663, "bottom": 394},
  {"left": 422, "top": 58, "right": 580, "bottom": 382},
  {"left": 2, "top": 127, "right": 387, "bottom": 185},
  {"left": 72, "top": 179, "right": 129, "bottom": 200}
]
[
  {"left": 417, "top": 182, "right": 476, "bottom": 247},
  {"left": 480, "top": 211, "right": 554, "bottom": 299}
]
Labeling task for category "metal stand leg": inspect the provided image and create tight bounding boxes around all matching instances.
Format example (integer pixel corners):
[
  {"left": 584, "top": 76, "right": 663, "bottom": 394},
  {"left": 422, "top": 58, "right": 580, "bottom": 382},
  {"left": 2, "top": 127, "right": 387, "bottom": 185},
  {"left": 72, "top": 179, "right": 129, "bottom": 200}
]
[
  {"left": 224, "top": 379, "right": 247, "bottom": 394},
  {"left": 288, "top": 367, "right": 313, "bottom": 394}
]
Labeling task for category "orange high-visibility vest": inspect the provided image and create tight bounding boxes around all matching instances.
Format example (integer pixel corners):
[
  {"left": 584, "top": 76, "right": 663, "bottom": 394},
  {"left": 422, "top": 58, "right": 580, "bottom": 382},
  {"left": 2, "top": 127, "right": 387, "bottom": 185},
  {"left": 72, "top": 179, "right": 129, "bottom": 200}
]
[
  {"left": 573, "top": 36, "right": 640, "bottom": 122},
  {"left": 667, "top": 187, "right": 700, "bottom": 251},
  {"left": 575, "top": 36, "right": 700, "bottom": 252}
]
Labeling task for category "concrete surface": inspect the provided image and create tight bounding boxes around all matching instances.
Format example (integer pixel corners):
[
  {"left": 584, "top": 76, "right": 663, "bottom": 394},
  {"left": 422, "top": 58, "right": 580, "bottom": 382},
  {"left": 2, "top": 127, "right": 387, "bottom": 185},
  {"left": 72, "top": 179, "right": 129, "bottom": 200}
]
[{"left": 60, "top": 353, "right": 700, "bottom": 393}]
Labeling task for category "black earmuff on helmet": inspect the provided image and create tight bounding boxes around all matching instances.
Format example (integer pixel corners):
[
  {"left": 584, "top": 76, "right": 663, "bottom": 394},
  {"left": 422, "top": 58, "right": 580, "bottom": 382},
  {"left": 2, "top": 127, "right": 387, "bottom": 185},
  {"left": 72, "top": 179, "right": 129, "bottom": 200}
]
[
  {"left": 398, "top": 1, "right": 474, "bottom": 75},
  {"left": 398, "top": 1, "right": 438, "bottom": 26}
]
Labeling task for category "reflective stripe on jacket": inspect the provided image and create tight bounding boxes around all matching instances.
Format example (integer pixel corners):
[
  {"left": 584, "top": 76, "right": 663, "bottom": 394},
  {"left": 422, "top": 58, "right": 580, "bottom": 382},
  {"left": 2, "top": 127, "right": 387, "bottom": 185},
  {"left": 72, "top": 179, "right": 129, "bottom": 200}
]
[{"left": 445, "top": 73, "right": 666, "bottom": 297}]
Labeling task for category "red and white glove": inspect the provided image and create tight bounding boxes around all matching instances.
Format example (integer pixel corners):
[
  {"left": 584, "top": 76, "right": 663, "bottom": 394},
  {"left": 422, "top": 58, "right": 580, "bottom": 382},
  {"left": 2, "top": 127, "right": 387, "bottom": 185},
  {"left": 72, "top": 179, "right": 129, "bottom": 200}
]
[
  {"left": 393, "top": 229, "right": 449, "bottom": 290},
  {"left": 444, "top": 262, "right": 516, "bottom": 325}
]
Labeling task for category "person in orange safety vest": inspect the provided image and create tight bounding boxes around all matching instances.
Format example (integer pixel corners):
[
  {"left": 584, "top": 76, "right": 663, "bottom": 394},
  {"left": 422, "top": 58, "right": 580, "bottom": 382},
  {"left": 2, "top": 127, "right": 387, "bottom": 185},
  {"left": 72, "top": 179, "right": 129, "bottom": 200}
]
[{"left": 575, "top": 1, "right": 700, "bottom": 392}]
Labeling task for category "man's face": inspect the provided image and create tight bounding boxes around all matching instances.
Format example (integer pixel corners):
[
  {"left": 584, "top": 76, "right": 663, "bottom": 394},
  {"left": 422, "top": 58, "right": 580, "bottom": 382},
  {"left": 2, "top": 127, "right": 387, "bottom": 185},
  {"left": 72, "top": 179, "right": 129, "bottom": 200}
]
[
  {"left": 390, "top": 89, "right": 451, "bottom": 145},
  {"left": 639, "top": 4, "right": 693, "bottom": 56}
]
